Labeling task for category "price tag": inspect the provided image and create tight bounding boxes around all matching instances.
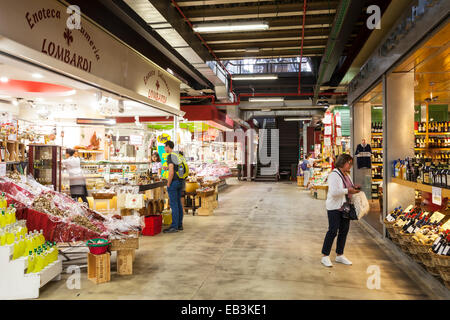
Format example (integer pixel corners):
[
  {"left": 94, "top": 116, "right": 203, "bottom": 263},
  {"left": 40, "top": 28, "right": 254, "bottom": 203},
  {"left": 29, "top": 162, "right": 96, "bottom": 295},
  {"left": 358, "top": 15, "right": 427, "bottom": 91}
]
[
  {"left": 407, "top": 225, "right": 415, "bottom": 233},
  {"left": 404, "top": 205, "right": 413, "bottom": 213},
  {"left": 432, "top": 186, "right": 442, "bottom": 206},
  {"left": 441, "top": 219, "right": 450, "bottom": 230},
  {"left": 429, "top": 211, "right": 445, "bottom": 223},
  {"left": 0, "top": 163, "right": 6, "bottom": 177},
  {"left": 324, "top": 125, "right": 332, "bottom": 135}
]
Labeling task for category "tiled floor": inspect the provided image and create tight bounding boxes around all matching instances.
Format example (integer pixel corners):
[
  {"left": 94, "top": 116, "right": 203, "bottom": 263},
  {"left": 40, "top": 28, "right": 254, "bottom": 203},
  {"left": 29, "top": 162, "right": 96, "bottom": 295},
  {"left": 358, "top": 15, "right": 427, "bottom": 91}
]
[{"left": 39, "top": 180, "right": 431, "bottom": 300}]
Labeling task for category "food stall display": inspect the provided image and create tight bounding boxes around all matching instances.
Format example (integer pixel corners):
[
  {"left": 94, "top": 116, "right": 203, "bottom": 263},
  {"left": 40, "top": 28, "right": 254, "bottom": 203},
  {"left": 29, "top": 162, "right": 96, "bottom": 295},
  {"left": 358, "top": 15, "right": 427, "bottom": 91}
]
[{"left": 28, "top": 145, "right": 62, "bottom": 192}]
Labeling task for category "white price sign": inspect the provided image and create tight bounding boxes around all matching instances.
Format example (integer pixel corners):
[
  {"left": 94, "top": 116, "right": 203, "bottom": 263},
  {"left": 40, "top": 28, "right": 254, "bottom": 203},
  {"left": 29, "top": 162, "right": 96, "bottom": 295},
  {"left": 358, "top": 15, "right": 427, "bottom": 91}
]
[
  {"left": 324, "top": 125, "right": 332, "bottom": 135},
  {"left": 129, "top": 135, "right": 143, "bottom": 146},
  {"left": 432, "top": 186, "right": 442, "bottom": 206}
]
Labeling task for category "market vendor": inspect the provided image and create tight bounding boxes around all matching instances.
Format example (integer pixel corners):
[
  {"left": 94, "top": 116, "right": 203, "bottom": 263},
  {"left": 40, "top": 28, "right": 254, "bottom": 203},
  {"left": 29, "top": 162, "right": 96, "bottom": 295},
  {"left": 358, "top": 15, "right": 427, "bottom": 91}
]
[{"left": 62, "top": 148, "right": 89, "bottom": 204}]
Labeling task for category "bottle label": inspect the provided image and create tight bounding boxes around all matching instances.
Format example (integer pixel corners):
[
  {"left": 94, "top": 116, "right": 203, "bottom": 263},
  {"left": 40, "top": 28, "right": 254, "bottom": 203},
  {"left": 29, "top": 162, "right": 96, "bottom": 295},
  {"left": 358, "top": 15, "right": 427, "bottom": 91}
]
[
  {"left": 443, "top": 245, "right": 450, "bottom": 256},
  {"left": 438, "top": 245, "right": 445, "bottom": 255},
  {"left": 407, "top": 225, "right": 415, "bottom": 233}
]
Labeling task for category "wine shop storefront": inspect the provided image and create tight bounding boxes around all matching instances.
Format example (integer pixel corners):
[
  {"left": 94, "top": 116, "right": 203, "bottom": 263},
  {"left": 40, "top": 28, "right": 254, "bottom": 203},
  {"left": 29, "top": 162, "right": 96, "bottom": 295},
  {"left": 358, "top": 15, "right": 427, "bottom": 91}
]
[{"left": 349, "top": 0, "right": 450, "bottom": 289}]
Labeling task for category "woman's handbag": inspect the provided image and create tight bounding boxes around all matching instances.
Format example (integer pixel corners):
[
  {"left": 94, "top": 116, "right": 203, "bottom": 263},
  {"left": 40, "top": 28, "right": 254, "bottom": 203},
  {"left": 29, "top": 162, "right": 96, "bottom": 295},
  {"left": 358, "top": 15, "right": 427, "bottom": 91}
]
[{"left": 335, "top": 169, "right": 358, "bottom": 220}]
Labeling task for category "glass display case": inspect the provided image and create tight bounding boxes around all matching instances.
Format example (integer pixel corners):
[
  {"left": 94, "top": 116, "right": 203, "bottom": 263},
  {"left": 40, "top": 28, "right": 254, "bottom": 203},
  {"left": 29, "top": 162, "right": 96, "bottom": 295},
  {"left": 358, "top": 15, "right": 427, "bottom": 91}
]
[
  {"left": 28, "top": 144, "right": 62, "bottom": 191},
  {"left": 78, "top": 161, "right": 151, "bottom": 192}
]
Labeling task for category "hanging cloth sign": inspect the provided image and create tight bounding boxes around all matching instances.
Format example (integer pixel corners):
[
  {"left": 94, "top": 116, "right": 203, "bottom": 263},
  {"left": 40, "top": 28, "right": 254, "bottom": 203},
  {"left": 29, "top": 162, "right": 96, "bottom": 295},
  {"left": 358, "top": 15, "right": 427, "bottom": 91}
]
[
  {"left": 324, "top": 136, "right": 332, "bottom": 147},
  {"left": 323, "top": 112, "right": 332, "bottom": 125},
  {"left": 324, "top": 125, "right": 332, "bottom": 135},
  {"left": 336, "top": 127, "right": 342, "bottom": 137},
  {"left": 335, "top": 112, "right": 342, "bottom": 126}
]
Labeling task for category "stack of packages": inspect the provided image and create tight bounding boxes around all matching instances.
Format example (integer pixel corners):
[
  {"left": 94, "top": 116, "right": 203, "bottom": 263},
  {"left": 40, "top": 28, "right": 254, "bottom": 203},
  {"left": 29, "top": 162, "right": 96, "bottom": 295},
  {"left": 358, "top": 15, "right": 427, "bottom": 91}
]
[{"left": 0, "top": 175, "right": 141, "bottom": 243}]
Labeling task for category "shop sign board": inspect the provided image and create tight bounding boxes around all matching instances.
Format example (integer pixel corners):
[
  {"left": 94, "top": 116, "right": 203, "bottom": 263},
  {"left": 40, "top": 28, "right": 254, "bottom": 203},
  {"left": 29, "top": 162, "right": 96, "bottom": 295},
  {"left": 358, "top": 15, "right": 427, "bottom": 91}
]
[
  {"left": 0, "top": 0, "right": 180, "bottom": 111},
  {"left": 129, "top": 135, "right": 143, "bottom": 146}
]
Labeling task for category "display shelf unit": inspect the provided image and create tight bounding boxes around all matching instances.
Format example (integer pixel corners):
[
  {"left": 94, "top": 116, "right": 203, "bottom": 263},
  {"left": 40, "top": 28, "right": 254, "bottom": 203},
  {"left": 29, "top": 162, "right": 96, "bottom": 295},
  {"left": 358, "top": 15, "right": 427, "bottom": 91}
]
[
  {"left": 391, "top": 177, "right": 450, "bottom": 198},
  {"left": 28, "top": 144, "right": 62, "bottom": 191},
  {"left": 0, "top": 243, "right": 62, "bottom": 300}
]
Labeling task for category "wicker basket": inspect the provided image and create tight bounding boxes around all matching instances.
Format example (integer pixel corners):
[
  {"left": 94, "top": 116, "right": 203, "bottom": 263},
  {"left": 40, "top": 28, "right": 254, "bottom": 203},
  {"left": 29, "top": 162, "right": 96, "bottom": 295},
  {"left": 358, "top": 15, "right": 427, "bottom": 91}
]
[
  {"left": 425, "top": 266, "right": 441, "bottom": 276},
  {"left": 445, "top": 281, "right": 450, "bottom": 290},
  {"left": 411, "top": 241, "right": 432, "bottom": 254},
  {"left": 419, "top": 253, "right": 434, "bottom": 267},
  {"left": 437, "top": 266, "right": 450, "bottom": 282},
  {"left": 429, "top": 249, "right": 450, "bottom": 267}
]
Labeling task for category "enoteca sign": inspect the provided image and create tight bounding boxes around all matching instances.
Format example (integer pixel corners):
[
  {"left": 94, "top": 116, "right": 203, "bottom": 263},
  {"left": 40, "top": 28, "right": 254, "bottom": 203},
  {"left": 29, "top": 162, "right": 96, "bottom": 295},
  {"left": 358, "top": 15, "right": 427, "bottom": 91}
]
[{"left": 0, "top": 0, "right": 180, "bottom": 112}]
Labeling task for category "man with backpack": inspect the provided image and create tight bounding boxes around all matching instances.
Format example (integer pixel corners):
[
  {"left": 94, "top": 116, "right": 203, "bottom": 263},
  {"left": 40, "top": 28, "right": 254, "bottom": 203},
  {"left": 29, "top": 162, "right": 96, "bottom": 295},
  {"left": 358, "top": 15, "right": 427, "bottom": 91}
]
[{"left": 163, "top": 140, "right": 189, "bottom": 233}]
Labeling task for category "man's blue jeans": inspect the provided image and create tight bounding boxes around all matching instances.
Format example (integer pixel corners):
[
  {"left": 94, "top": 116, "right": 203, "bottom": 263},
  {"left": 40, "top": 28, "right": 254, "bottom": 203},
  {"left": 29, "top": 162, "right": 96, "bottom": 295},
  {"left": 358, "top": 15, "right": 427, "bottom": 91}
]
[{"left": 167, "top": 179, "right": 183, "bottom": 229}]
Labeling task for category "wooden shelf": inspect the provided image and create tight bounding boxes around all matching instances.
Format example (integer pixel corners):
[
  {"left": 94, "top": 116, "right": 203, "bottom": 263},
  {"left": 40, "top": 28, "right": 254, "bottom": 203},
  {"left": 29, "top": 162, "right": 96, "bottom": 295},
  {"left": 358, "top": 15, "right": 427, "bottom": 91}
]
[
  {"left": 372, "top": 148, "right": 382, "bottom": 151},
  {"left": 76, "top": 150, "right": 104, "bottom": 154},
  {"left": 391, "top": 177, "right": 450, "bottom": 198},
  {"left": 415, "top": 148, "right": 450, "bottom": 151},
  {"left": 371, "top": 133, "right": 382, "bottom": 136},
  {"left": 372, "top": 163, "right": 383, "bottom": 166},
  {"left": 372, "top": 178, "right": 383, "bottom": 182},
  {"left": 415, "top": 132, "right": 450, "bottom": 136}
]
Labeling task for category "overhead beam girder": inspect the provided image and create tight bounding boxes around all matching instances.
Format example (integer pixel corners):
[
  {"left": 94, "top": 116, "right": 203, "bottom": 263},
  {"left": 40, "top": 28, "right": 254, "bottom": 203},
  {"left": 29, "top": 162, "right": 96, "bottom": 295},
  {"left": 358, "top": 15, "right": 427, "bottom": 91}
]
[
  {"left": 210, "top": 39, "right": 328, "bottom": 51},
  {"left": 182, "top": 1, "right": 340, "bottom": 20},
  {"left": 148, "top": 0, "right": 213, "bottom": 62},
  {"left": 202, "top": 28, "right": 331, "bottom": 43}
]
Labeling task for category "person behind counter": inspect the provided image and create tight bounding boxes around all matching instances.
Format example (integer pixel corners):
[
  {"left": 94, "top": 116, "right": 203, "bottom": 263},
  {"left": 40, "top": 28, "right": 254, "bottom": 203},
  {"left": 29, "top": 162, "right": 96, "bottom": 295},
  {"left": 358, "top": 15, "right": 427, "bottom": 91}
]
[
  {"left": 151, "top": 151, "right": 162, "bottom": 178},
  {"left": 62, "top": 148, "right": 89, "bottom": 204}
]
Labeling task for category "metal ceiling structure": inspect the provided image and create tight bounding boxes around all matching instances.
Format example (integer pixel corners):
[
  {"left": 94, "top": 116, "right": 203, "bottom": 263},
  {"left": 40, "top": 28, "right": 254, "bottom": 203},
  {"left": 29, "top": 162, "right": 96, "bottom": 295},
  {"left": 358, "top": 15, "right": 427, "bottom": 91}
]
[{"left": 65, "top": 0, "right": 397, "bottom": 120}]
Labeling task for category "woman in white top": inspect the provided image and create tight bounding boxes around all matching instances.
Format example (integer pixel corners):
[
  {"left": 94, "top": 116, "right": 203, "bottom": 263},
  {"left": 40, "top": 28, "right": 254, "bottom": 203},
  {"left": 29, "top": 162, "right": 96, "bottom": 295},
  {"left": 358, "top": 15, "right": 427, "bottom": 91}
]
[
  {"left": 321, "top": 154, "right": 360, "bottom": 267},
  {"left": 62, "top": 149, "right": 88, "bottom": 204}
]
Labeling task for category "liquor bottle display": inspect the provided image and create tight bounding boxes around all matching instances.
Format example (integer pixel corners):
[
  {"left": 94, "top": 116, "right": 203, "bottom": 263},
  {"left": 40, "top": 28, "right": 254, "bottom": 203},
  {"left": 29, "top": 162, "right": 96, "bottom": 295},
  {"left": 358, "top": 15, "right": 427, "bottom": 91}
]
[
  {"left": 371, "top": 122, "right": 383, "bottom": 133},
  {"left": 393, "top": 157, "right": 449, "bottom": 189}
]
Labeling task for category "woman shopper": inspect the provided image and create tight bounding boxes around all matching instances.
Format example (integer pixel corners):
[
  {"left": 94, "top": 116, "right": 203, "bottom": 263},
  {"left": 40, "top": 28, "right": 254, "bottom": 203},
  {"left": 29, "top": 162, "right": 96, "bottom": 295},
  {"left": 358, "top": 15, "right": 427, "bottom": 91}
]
[{"left": 321, "top": 154, "right": 360, "bottom": 267}]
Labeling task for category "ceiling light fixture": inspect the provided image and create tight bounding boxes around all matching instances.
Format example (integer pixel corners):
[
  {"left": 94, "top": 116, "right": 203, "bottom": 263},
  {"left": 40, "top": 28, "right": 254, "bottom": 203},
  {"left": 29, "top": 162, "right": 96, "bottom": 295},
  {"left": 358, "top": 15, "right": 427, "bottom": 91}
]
[
  {"left": 233, "top": 74, "right": 278, "bottom": 81},
  {"left": 284, "top": 117, "right": 312, "bottom": 121},
  {"left": 249, "top": 97, "right": 284, "bottom": 102},
  {"left": 245, "top": 48, "right": 260, "bottom": 53},
  {"left": 193, "top": 21, "right": 269, "bottom": 33},
  {"left": 32, "top": 73, "right": 43, "bottom": 79},
  {"left": 0, "top": 77, "right": 9, "bottom": 83}
]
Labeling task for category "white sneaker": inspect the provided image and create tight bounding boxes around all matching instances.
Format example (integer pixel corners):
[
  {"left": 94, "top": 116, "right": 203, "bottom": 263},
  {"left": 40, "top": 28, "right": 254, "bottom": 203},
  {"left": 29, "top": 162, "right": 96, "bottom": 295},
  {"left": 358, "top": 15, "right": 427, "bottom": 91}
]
[
  {"left": 321, "top": 256, "right": 333, "bottom": 267},
  {"left": 335, "top": 255, "right": 352, "bottom": 265}
]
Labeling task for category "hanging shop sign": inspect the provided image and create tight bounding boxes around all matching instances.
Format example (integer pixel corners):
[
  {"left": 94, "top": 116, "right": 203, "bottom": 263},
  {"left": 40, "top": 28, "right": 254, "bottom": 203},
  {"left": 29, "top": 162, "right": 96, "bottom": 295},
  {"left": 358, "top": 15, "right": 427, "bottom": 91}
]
[
  {"left": 0, "top": 0, "right": 181, "bottom": 112},
  {"left": 157, "top": 133, "right": 171, "bottom": 144}
]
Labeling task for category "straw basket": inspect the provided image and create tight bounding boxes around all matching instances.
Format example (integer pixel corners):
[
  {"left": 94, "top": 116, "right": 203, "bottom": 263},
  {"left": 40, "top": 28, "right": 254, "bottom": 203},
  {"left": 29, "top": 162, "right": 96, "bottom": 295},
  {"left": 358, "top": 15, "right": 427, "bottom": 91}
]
[
  {"left": 429, "top": 249, "right": 450, "bottom": 267},
  {"left": 384, "top": 219, "right": 398, "bottom": 242}
]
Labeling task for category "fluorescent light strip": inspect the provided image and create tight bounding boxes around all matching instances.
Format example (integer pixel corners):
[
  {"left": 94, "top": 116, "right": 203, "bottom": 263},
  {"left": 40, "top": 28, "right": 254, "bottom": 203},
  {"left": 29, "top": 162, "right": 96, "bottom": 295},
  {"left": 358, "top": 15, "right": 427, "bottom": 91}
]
[
  {"left": 193, "top": 21, "right": 269, "bottom": 33},
  {"left": 284, "top": 118, "right": 312, "bottom": 121},
  {"left": 233, "top": 74, "right": 278, "bottom": 80},
  {"left": 249, "top": 97, "right": 284, "bottom": 102}
]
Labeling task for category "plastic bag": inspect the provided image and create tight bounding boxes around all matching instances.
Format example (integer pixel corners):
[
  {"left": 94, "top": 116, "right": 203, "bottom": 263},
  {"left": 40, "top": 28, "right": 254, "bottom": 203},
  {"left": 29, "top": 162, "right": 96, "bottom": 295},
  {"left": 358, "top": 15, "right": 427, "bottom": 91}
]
[{"left": 353, "top": 191, "right": 370, "bottom": 219}]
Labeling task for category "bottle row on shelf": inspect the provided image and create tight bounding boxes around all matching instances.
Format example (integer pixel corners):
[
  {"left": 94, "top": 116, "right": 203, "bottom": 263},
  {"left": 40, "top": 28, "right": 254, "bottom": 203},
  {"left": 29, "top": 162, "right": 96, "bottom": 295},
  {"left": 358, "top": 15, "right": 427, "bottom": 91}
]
[
  {"left": 393, "top": 157, "right": 450, "bottom": 189},
  {"left": 371, "top": 153, "right": 383, "bottom": 163},
  {"left": 371, "top": 138, "right": 383, "bottom": 148},
  {"left": 371, "top": 122, "right": 383, "bottom": 133},
  {"left": 372, "top": 166, "right": 383, "bottom": 179},
  {"left": 415, "top": 137, "right": 450, "bottom": 149},
  {"left": 417, "top": 121, "right": 450, "bottom": 133},
  {"left": 414, "top": 152, "right": 450, "bottom": 162}
]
